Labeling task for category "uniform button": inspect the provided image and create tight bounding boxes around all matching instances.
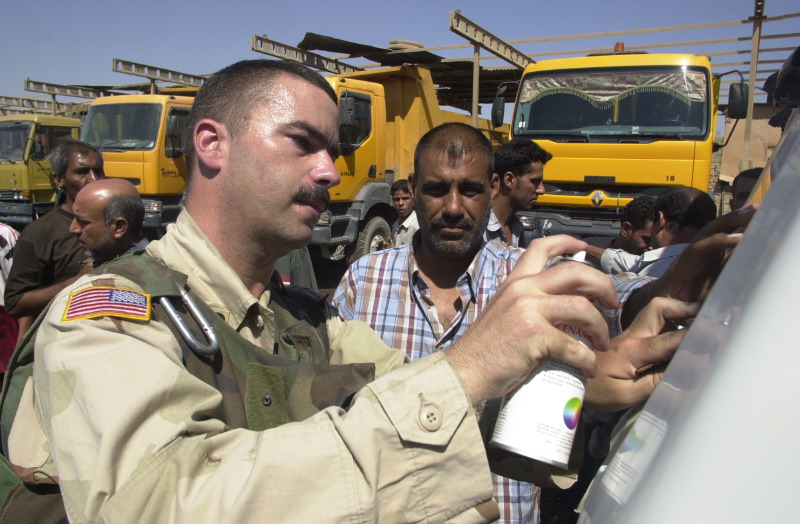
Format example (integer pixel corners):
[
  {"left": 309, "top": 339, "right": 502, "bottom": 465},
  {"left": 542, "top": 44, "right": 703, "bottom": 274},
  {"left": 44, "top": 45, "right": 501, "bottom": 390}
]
[
  {"left": 262, "top": 395, "right": 273, "bottom": 406},
  {"left": 255, "top": 315, "right": 265, "bottom": 329},
  {"left": 418, "top": 394, "right": 442, "bottom": 431}
]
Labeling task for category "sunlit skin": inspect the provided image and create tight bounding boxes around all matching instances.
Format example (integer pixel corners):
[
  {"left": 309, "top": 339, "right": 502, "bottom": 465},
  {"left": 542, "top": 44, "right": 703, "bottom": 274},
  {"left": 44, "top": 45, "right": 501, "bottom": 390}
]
[
  {"left": 69, "top": 178, "right": 140, "bottom": 263},
  {"left": 186, "top": 74, "right": 341, "bottom": 299},
  {"left": 392, "top": 189, "right": 414, "bottom": 221},
  {"left": 411, "top": 149, "right": 493, "bottom": 263},
  {"left": 56, "top": 151, "right": 105, "bottom": 213},
  {"left": 507, "top": 161, "right": 545, "bottom": 211}
]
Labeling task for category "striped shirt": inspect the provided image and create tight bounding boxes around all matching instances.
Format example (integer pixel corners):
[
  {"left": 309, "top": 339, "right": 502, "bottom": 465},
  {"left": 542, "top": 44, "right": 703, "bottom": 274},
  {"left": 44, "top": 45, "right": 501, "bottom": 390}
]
[{"left": 333, "top": 239, "right": 538, "bottom": 523}]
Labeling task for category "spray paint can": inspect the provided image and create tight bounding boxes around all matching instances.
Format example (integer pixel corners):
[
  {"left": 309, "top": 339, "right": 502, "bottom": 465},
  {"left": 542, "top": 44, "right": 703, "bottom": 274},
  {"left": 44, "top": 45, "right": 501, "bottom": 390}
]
[{"left": 489, "top": 252, "right": 595, "bottom": 470}]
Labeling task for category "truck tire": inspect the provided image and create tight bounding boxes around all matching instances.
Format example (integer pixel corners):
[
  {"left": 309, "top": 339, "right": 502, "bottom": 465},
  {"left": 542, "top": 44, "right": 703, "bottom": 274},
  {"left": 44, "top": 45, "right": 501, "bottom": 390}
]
[{"left": 350, "top": 216, "right": 391, "bottom": 264}]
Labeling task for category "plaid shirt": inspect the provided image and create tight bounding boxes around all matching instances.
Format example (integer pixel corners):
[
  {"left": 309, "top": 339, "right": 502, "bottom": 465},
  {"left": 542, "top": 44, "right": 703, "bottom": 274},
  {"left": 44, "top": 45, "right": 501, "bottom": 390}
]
[
  {"left": 606, "top": 273, "right": 656, "bottom": 337},
  {"left": 333, "top": 239, "right": 537, "bottom": 523}
]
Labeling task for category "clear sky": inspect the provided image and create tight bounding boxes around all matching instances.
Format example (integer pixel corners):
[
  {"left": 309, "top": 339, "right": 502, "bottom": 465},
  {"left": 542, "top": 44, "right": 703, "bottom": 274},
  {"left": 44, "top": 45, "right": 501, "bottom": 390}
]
[{"left": 1, "top": 0, "right": 797, "bottom": 104}]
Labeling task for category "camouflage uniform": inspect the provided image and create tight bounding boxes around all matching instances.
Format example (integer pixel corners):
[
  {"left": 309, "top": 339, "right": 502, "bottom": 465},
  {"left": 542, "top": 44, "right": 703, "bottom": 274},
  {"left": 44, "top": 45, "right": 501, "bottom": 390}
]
[{"left": 6, "top": 211, "right": 498, "bottom": 522}]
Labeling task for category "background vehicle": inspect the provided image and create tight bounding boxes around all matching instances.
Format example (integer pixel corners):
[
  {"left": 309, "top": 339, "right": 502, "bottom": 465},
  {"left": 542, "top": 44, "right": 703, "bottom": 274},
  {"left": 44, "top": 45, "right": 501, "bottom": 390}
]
[
  {"left": 322, "top": 65, "right": 508, "bottom": 261},
  {"left": 578, "top": 45, "right": 800, "bottom": 523},
  {"left": 493, "top": 46, "right": 747, "bottom": 242},
  {"left": 0, "top": 114, "right": 79, "bottom": 227},
  {"left": 80, "top": 92, "right": 193, "bottom": 230}
]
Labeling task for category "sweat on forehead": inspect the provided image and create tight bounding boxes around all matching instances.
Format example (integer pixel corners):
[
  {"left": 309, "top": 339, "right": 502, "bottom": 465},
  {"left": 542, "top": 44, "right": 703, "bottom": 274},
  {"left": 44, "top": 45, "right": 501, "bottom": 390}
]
[{"left": 413, "top": 123, "right": 494, "bottom": 178}]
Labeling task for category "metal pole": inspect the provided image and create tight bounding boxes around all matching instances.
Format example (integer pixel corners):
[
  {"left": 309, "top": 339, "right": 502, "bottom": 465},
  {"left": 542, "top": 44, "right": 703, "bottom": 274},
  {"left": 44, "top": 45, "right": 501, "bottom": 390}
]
[
  {"left": 472, "top": 44, "right": 480, "bottom": 127},
  {"left": 741, "top": 1, "right": 765, "bottom": 170}
]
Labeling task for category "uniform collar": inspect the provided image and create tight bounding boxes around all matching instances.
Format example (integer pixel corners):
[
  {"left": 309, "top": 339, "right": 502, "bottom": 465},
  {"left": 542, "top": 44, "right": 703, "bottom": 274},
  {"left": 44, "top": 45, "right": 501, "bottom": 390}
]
[{"left": 146, "top": 210, "right": 265, "bottom": 330}]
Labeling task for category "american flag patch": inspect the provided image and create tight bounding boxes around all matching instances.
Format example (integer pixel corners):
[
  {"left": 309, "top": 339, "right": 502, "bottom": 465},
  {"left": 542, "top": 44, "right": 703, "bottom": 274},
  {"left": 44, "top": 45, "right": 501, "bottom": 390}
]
[{"left": 62, "top": 287, "right": 151, "bottom": 322}]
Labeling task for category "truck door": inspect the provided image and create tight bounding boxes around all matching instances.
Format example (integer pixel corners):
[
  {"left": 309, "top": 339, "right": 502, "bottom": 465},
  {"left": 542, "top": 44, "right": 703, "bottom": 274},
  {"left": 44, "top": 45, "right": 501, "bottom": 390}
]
[
  {"left": 334, "top": 91, "right": 377, "bottom": 202},
  {"left": 29, "top": 124, "right": 75, "bottom": 198}
]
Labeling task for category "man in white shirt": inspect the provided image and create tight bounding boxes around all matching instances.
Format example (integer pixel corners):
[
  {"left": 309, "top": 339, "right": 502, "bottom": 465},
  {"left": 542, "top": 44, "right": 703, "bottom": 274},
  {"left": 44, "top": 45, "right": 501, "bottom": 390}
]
[
  {"left": 389, "top": 179, "right": 418, "bottom": 246},
  {"left": 484, "top": 138, "right": 551, "bottom": 248},
  {"left": 589, "top": 187, "right": 717, "bottom": 278}
]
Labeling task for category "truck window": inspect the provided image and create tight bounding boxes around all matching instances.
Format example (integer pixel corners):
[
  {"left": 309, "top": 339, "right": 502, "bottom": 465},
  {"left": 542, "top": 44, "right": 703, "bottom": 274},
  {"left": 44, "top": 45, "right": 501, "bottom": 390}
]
[
  {"left": 339, "top": 93, "right": 372, "bottom": 147},
  {"left": 31, "top": 125, "right": 74, "bottom": 160},
  {"left": 515, "top": 66, "right": 709, "bottom": 139},
  {"left": 81, "top": 103, "right": 162, "bottom": 151},
  {"left": 167, "top": 107, "right": 190, "bottom": 154},
  {"left": 0, "top": 121, "right": 32, "bottom": 162}
]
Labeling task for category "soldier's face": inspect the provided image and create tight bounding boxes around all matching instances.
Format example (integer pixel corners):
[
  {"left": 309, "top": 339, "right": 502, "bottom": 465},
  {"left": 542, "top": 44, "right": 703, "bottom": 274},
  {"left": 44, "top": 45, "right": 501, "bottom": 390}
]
[
  {"left": 411, "top": 150, "right": 492, "bottom": 258},
  {"left": 225, "top": 75, "right": 340, "bottom": 252}
]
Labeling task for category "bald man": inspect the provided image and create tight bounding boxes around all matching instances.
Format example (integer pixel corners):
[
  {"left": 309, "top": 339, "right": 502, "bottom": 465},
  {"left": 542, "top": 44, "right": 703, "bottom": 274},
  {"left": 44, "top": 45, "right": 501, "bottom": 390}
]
[{"left": 69, "top": 178, "right": 149, "bottom": 267}]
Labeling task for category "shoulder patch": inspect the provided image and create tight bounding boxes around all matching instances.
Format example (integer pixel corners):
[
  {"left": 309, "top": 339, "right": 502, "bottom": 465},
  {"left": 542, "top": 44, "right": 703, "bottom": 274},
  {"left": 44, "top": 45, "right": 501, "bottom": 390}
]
[{"left": 62, "top": 286, "right": 151, "bottom": 322}]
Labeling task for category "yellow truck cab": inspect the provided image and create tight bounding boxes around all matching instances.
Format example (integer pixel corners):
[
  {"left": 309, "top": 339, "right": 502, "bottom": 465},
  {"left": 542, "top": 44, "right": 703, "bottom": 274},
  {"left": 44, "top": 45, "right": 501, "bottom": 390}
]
[
  {"left": 80, "top": 94, "right": 193, "bottom": 228},
  {"left": 494, "top": 48, "right": 746, "bottom": 240},
  {"left": 308, "top": 65, "right": 507, "bottom": 262},
  {"left": 0, "top": 114, "right": 79, "bottom": 227}
]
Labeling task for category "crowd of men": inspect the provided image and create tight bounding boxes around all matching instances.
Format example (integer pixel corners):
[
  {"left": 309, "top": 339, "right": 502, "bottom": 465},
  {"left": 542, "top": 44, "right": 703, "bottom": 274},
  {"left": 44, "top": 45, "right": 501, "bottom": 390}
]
[{"left": 0, "top": 59, "right": 758, "bottom": 523}]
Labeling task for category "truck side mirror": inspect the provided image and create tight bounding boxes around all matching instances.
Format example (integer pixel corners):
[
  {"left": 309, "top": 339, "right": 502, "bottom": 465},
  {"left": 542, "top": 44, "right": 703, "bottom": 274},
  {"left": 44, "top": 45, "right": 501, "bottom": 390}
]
[
  {"left": 339, "top": 96, "right": 355, "bottom": 127},
  {"left": 491, "top": 97, "right": 506, "bottom": 128},
  {"left": 727, "top": 83, "right": 749, "bottom": 120},
  {"left": 165, "top": 115, "right": 183, "bottom": 159}
]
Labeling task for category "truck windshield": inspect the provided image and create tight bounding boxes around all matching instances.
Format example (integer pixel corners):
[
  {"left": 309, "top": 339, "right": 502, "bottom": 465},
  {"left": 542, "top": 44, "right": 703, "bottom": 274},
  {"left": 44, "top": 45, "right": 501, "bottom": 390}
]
[
  {"left": 81, "top": 103, "right": 161, "bottom": 151},
  {"left": 0, "top": 121, "right": 33, "bottom": 162},
  {"left": 514, "top": 66, "right": 710, "bottom": 140}
]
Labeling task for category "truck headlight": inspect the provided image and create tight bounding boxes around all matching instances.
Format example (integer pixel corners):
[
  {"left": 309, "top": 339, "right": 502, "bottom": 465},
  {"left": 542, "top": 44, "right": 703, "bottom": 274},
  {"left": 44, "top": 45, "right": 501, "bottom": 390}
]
[{"left": 142, "top": 199, "right": 163, "bottom": 214}]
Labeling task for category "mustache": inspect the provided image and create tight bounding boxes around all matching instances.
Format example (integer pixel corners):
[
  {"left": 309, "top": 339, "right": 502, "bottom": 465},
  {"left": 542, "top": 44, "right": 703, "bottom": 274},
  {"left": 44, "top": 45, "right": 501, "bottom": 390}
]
[
  {"left": 430, "top": 217, "right": 474, "bottom": 230},
  {"left": 294, "top": 185, "right": 331, "bottom": 206}
]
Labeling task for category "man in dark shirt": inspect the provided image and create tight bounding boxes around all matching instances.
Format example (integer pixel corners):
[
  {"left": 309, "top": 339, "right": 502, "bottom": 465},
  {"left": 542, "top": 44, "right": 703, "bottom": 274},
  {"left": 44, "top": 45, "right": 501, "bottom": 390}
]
[{"left": 4, "top": 138, "right": 105, "bottom": 337}]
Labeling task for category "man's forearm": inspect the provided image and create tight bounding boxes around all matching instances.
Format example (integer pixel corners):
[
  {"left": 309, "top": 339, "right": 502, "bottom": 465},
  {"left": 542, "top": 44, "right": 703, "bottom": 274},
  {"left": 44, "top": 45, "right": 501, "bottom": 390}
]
[{"left": 6, "top": 275, "right": 82, "bottom": 318}]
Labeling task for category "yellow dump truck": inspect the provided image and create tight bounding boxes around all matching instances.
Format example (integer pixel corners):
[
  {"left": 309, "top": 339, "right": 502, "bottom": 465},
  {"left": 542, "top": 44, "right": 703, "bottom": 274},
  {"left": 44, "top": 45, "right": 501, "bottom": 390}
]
[
  {"left": 0, "top": 114, "right": 80, "bottom": 227},
  {"left": 81, "top": 65, "right": 508, "bottom": 260},
  {"left": 321, "top": 65, "right": 508, "bottom": 261},
  {"left": 80, "top": 93, "right": 193, "bottom": 229},
  {"left": 493, "top": 47, "right": 747, "bottom": 240}
]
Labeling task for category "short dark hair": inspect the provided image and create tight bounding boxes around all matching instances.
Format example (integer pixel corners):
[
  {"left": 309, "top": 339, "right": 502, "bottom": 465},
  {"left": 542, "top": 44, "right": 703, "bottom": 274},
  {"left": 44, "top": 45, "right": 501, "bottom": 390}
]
[
  {"left": 105, "top": 194, "right": 145, "bottom": 238},
  {"left": 185, "top": 60, "right": 337, "bottom": 187},
  {"left": 493, "top": 138, "right": 552, "bottom": 178},
  {"left": 732, "top": 167, "right": 762, "bottom": 193},
  {"left": 654, "top": 187, "right": 717, "bottom": 230},
  {"left": 413, "top": 122, "right": 493, "bottom": 179},
  {"left": 48, "top": 138, "right": 102, "bottom": 177},
  {"left": 622, "top": 196, "right": 655, "bottom": 231},
  {"left": 391, "top": 179, "right": 410, "bottom": 194}
]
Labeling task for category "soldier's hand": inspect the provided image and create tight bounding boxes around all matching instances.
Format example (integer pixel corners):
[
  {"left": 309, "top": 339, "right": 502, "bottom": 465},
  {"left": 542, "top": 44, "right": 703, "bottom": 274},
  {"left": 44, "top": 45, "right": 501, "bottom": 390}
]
[
  {"left": 586, "top": 297, "right": 699, "bottom": 411},
  {"left": 446, "top": 235, "right": 618, "bottom": 406}
]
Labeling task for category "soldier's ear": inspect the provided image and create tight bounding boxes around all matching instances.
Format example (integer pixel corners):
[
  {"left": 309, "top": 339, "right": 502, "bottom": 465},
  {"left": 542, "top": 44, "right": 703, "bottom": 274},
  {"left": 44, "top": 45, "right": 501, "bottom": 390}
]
[{"left": 193, "top": 119, "right": 228, "bottom": 172}]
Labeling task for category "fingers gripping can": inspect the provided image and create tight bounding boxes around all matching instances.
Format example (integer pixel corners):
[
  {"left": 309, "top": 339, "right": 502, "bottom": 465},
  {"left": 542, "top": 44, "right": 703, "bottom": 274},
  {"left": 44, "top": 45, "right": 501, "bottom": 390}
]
[{"left": 489, "top": 252, "right": 595, "bottom": 469}]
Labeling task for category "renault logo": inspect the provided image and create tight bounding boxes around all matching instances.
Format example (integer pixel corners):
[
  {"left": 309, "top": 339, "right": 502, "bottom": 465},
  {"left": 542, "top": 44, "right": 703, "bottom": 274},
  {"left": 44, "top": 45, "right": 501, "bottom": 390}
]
[{"left": 591, "top": 192, "right": 604, "bottom": 207}]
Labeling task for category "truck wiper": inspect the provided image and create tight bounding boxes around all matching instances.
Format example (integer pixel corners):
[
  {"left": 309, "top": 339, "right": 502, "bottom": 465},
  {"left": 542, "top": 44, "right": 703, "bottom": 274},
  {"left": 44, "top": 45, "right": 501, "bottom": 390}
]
[
  {"left": 637, "top": 133, "right": 684, "bottom": 140},
  {"left": 0, "top": 156, "right": 15, "bottom": 164}
]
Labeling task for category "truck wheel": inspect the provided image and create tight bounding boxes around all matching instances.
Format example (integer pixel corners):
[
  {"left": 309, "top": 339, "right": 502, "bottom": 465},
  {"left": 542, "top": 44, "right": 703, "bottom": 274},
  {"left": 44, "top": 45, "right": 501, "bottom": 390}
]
[{"left": 350, "top": 216, "right": 391, "bottom": 264}]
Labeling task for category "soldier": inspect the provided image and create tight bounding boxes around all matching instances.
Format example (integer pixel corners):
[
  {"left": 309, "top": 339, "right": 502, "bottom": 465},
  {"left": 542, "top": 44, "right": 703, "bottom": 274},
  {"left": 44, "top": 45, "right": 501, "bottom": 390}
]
[{"left": 2, "top": 60, "right": 723, "bottom": 522}]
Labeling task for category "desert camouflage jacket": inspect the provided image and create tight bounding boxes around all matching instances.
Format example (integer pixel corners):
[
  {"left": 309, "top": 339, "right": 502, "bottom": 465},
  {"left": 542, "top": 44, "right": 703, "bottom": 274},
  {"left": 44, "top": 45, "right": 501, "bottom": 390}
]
[{"left": 6, "top": 211, "right": 498, "bottom": 523}]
